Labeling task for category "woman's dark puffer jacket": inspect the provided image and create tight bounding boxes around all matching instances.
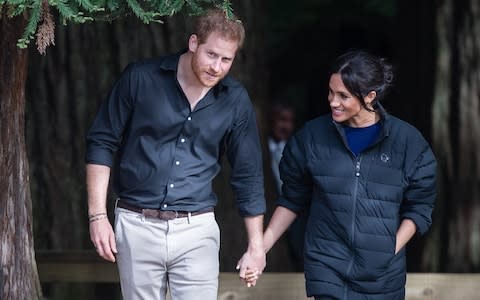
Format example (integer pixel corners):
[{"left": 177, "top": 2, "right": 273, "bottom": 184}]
[{"left": 277, "top": 109, "right": 436, "bottom": 299}]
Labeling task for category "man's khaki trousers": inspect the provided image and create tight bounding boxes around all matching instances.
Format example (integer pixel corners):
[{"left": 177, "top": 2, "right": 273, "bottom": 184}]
[{"left": 114, "top": 207, "right": 220, "bottom": 300}]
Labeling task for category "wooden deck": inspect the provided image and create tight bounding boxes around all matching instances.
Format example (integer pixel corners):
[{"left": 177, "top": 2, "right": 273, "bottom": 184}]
[{"left": 37, "top": 251, "right": 480, "bottom": 299}]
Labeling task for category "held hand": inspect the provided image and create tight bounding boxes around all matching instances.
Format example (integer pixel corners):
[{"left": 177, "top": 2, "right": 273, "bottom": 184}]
[
  {"left": 89, "top": 218, "right": 117, "bottom": 262},
  {"left": 236, "top": 247, "right": 266, "bottom": 287},
  {"left": 243, "top": 268, "right": 260, "bottom": 287}
]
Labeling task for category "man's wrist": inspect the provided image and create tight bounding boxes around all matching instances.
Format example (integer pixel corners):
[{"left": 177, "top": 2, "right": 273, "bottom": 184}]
[
  {"left": 89, "top": 214, "right": 108, "bottom": 223},
  {"left": 88, "top": 212, "right": 107, "bottom": 223},
  {"left": 89, "top": 212, "right": 107, "bottom": 218}
]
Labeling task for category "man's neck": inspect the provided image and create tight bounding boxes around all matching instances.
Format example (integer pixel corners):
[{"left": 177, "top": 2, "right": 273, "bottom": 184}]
[{"left": 177, "top": 52, "right": 211, "bottom": 110}]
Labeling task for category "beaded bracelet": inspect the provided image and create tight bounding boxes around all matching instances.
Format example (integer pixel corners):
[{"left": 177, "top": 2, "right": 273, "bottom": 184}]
[
  {"left": 89, "top": 214, "right": 108, "bottom": 223},
  {"left": 88, "top": 212, "right": 107, "bottom": 219}
]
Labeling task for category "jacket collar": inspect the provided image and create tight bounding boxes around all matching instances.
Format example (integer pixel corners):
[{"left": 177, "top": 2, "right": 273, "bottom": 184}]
[
  {"left": 376, "top": 103, "right": 391, "bottom": 138},
  {"left": 331, "top": 102, "right": 392, "bottom": 144}
]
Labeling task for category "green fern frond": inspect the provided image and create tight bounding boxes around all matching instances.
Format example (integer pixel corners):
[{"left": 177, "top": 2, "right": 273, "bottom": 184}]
[
  {"left": 182, "top": 0, "right": 233, "bottom": 16},
  {"left": 87, "top": 0, "right": 130, "bottom": 21},
  {"left": 9, "top": 3, "right": 29, "bottom": 16},
  {"left": 125, "top": 0, "right": 163, "bottom": 23},
  {"left": 52, "top": 0, "right": 93, "bottom": 23},
  {"left": 140, "top": 0, "right": 174, "bottom": 17},
  {"left": 167, "top": 0, "right": 185, "bottom": 15},
  {"left": 5, "top": 0, "right": 32, "bottom": 16},
  {"left": 151, "top": 0, "right": 170, "bottom": 15},
  {"left": 50, "top": 0, "right": 78, "bottom": 18},
  {"left": 16, "top": 0, "right": 41, "bottom": 48},
  {"left": 105, "top": 0, "right": 119, "bottom": 11},
  {"left": 6, "top": 0, "right": 32, "bottom": 5},
  {"left": 184, "top": 0, "right": 201, "bottom": 14},
  {"left": 216, "top": 0, "right": 233, "bottom": 19},
  {"left": 12, "top": 0, "right": 232, "bottom": 50},
  {"left": 73, "top": 0, "right": 104, "bottom": 12}
]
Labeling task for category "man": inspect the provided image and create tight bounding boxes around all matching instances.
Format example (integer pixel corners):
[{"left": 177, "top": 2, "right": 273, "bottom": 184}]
[
  {"left": 85, "top": 8, "right": 266, "bottom": 300},
  {"left": 265, "top": 103, "right": 306, "bottom": 272},
  {"left": 267, "top": 103, "right": 295, "bottom": 194}
]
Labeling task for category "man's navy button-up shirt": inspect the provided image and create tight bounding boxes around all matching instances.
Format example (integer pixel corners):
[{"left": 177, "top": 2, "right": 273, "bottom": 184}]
[{"left": 85, "top": 52, "right": 266, "bottom": 217}]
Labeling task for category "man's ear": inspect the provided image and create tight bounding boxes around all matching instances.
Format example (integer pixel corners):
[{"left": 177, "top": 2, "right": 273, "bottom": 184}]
[{"left": 189, "top": 34, "right": 198, "bottom": 52}]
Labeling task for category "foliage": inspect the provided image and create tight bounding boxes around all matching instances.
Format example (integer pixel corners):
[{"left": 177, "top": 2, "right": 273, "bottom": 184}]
[{"left": 0, "top": 0, "right": 232, "bottom": 52}]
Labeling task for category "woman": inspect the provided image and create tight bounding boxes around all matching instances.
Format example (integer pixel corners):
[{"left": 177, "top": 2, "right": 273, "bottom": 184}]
[{"left": 261, "top": 51, "right": 436, "bottom": 299}]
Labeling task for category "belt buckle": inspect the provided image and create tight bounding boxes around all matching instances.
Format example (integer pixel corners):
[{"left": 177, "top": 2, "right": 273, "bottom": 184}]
[
  {"left": 141, "top": 209, "right": 179, "bottom": 220},
  {"left": 159, "top": 210, "right": 178, "bottom": 220}
]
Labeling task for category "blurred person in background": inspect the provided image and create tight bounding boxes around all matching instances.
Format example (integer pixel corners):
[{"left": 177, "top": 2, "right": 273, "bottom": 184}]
[
  {"left": 267, "top": 103, "right": 295, "bottom": 194},
  {"left": 266, "top": 103, "right": 306, "bottom": 271}
]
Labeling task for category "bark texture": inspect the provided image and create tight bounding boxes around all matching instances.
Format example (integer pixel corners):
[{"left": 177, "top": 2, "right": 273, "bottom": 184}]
[
  {"left": 429, "top": 0, "right": 480, "bottom": 272},
  {"left": 0, "top": 10, "right": 43, "bottom": 300}
]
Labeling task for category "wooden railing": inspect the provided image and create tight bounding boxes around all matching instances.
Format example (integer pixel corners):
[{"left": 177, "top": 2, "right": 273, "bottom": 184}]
[{"left": 37, "top": 251, "right": 480, "bottom": 300}]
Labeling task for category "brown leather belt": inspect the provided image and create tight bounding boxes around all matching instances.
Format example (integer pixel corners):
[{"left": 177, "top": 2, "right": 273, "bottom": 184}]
[{"left": 116, "top": 199, "right": 213, "bottom": 220}]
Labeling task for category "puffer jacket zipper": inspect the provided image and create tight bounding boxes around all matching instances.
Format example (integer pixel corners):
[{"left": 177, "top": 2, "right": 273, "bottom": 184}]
[{"left": 344, "top": 155, "right": 362, "bottom": 299}]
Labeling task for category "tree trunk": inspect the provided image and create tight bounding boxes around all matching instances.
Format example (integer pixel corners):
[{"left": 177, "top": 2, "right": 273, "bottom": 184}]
[
  {"left": 0, "top": 10, "right": 43, "bottom": 300},
  {"left": 393, "top": 0, "right": 438, "bottom": 272},
  {"left": 429, "top": 0, "right": 480, "bottom": 272}
]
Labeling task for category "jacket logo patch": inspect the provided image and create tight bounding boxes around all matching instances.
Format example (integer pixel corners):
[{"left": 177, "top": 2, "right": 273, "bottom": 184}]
[{"left": 380, "top": 153, "right": 390, "bottom": 163}]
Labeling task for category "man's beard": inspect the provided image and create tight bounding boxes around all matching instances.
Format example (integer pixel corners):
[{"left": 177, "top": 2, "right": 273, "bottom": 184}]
[{"left": 191, "top": 55, "right": 222, "bottom": 88}]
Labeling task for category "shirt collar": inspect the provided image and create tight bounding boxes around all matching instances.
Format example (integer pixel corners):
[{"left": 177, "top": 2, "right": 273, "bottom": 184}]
[{"left": 268, "top": 137, "right": 286, "bottom": 151}]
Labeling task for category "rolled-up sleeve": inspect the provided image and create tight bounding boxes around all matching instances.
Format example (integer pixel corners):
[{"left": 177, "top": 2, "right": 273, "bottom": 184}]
[
  {"left": 85, "top": 64, "right": 135, "bottom": 167},
  {"left": 401, "top": 135, "right": 437, "bottom": 235},
  {"left": 226, "top": 90, "right": 266, "bottom": 217},
  {"left": 276, "top": 129, "right": 312, "bottom": 213}
]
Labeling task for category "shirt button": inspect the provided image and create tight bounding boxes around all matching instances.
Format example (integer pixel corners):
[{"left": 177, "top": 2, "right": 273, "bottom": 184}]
[
  {"left": 163, "top": 204, "right": 167, "bottom": 208},
  {"left": 180, "top": 138, "right": 186, "bottom": 143},
  {"left": 175, "top": 161, "right": 180, "bottom": 165},
  {"left": 170, "top": 183, "right": 175, "bottom": 188},
  {"left": 187, "top": 116, "right": 192, "bottom": 121}
]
